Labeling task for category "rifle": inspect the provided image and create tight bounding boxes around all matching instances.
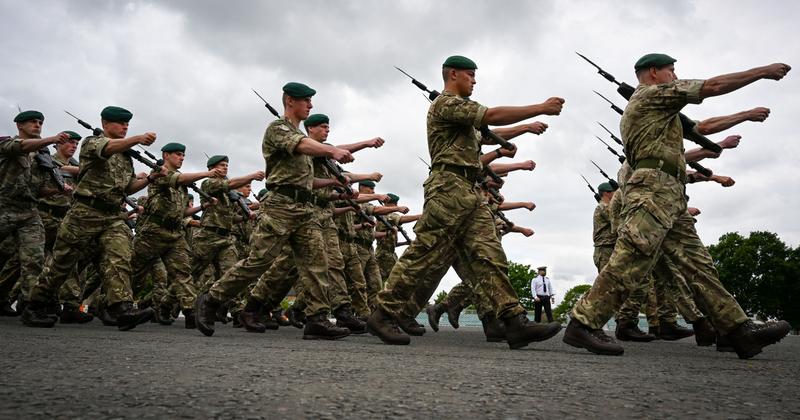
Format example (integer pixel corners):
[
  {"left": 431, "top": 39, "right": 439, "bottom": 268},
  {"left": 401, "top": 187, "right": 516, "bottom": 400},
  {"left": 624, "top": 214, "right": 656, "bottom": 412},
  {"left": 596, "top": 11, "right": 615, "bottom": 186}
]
[
  {"left": 590, "top": 160, "right": 620, "bottom": 190},
  {"left": 591, "top": 92, "right": 714, "bottom": 178},
  {"left": 395, "top": 66, "right": 514, "bottom": 151},
  {"left": 251, "top": 89, "right": 375, "bottom": 225},
  {"left": 227, "top": 189, "right": 254, "bottom": 219},
  {"left": 137, "top": 146, "right": 212, "bottom": 201},
  {"left": 597, "top": 121, "right": 624, "bottom": 147},
  {"left": 580, "top": 174, "right": 601, "bottom": 202},
  {"left": 495, "top": 209, "right": 514, "bottom": 230},
  {"left": 34, "top": 147, "right": 66, "bottom": 191},
  {"left": 577, "top": 52, "right": 722, "bottom": 154},
  {"left": 122, "top": 196, "right": 140, "bottom": 229},
  {"left": 595, "top": 136, "right": 626, "bottom": 164}
]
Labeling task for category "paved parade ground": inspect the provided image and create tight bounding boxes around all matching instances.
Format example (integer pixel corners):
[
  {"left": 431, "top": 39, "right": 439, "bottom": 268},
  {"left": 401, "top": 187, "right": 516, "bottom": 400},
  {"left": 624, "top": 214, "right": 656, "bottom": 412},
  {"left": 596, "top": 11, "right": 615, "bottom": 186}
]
[{"left": 1, "top": 317, "right": 798, "bottom": 419}]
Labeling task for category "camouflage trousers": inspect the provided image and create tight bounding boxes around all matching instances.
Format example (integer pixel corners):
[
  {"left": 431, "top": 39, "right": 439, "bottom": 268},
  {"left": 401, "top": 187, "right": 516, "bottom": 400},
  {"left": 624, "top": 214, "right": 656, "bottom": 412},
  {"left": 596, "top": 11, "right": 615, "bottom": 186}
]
[
  {"left": 0, "top": 207, "right": 44, "bottom": 302},
  {"left": 338, "top": 239, "right": 369, "bottom": 316},
  {"left": 375, "top": 249, "right": 398, "bottom": 283},
  {"left": 355, "top": 243, "right": 383, "bottom": 312},
  {"left": 131, "top": 227, "right": 197, "bottom": 310},
  {"left": 191, "top": 228, "right": 239, "bottom": 291},
  {"left": 377, "top": 171, "right": 524, "bottom": 321},
  {"left": 209, "top": 195, "right": 330, "bottom": 317},
  {"left": 41, "top": 211, "right": 83, "bottom": 307},
  {"left": 246, "top": 244, "right": 301, "bottom": 310},
  {"left": 572, "top": 169, "right": 747, "bottom": 335},
  {"left": 30, "top": 202, "right": 134, "bottom": 306}
]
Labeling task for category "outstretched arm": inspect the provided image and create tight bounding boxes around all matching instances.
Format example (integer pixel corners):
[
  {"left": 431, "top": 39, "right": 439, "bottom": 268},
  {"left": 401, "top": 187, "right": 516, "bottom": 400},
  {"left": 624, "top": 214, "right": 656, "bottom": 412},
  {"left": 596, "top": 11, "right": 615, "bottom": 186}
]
[{"left": 700, "top": 64, "right": 791, "bottom": 99}]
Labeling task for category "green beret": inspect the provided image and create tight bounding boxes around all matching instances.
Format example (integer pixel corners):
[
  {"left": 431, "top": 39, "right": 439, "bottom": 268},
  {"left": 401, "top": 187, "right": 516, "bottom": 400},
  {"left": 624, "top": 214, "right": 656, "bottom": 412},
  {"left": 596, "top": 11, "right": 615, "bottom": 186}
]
[
  {"left": 100, "top": 106, "right": 133, "bottom": 123},
  {"left": 443, "top": 55, "right": 477, "bottom": 70},
  {"left": 14, "top": 110, "right": 44, "bottom": 123},
  {"left": 359, "top": 180, "right": 376, "bottom": 188},
  {"left": 256, "top": 188, "right": 268, "bottom": 200},
  {"left": 598, "top": 182, "right": 615, "bottom": 193},
  {"left": 63, "top": 130, "right": 82, "bottom": 140},
  {"left": 161, "top": 142, "right": 186, "bottom": 153},
  {"left": 283, "top": 82, "right": 316, "bottom": 98},
  {"left": 206, "top": 155, "right": 229, "bottom": 168},
  {"left": 634, "top": 53, "right": 676, "bottom": 72},
  {"left": 386, "top": 193, "right": 400, "bottom": 203},
  {"left": 304, "top": 113, "right": 329, "bottom": 128}
]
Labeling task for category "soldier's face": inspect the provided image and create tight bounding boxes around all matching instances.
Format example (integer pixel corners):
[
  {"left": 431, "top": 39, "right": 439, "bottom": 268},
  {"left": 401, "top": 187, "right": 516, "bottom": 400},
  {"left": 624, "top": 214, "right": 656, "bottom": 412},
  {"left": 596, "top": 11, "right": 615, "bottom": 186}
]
[
  {"left": 238, "top": 184, "right": 252, "bottom": 197},
  {"left": 58, "top": 140, "right": 78, "bottom": 157},
  {"left": 16, "top": 119, "right": 43, "bottom": 138},
  {"left": 307, "top": 124, "right": 329, "bottom": 142},
  {"left": 359, "top": 186, "right": 375, "bottom": 195},
  {"left": 289, "top": 97, "right": 313, "bottom": 120},
  {"left": 454, "top": 69, "right": 476, "bottom": 97},
  {"left": 102, "top": 120, "right": 129, "bottom": 139},
  {"left": 652, "top": 65, "right": 677, "bottom": 83},
  {"left": 214, "top": 161, "right": 229, "bottom": 177},
  {"left": 164, "top": 151, "right": 185, "bottom": 169}
]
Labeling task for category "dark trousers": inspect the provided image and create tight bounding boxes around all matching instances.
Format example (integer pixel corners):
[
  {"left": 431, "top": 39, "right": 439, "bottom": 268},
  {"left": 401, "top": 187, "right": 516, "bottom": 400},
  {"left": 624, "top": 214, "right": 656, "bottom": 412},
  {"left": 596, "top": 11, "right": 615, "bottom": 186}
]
[{"left": 534, "top": 295, "right": 553, "bottom": 322}]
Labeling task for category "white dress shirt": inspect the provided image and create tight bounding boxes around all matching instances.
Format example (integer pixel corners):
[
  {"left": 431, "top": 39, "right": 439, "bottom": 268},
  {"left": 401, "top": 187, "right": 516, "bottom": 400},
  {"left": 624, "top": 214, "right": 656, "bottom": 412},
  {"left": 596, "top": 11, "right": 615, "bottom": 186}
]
[{"left": 531, "top": 275, "right": 553, "bottom": 298}]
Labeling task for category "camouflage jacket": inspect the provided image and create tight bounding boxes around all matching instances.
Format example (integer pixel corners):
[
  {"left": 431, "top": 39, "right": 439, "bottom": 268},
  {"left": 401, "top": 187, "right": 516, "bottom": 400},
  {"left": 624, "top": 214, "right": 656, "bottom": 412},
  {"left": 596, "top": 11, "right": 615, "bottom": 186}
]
[
  {"left": 427, "top": 90, "right": 488, "bottom": 170},
  {"left": 263, "top": 117, "right": 313, "bottom": 190},
  {"left": 0, "top": 136, "right": 38, "bottom": 210},
  {"left": 74, "top": 135, "right": 136, "bottom": 206}
]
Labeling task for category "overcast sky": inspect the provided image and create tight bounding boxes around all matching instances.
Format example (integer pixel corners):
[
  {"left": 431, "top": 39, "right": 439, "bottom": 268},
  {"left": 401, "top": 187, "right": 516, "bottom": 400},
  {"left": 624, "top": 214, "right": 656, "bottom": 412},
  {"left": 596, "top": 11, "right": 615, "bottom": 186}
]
[{"left": 2, "top": 0, "right": 798, "bottom": 303}]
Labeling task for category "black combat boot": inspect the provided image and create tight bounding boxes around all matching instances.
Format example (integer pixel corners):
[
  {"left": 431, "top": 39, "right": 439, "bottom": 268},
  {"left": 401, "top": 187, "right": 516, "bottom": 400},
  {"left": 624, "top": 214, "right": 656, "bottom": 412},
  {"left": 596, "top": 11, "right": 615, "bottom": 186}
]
[
  {"left": 657, "top": 321, "right": 695, "bottom": 341},
  {"left": 397, "top": 316, "right": 426, "bottom": 336},
  {"left": 648, "top": 325, "right": 660, "bottom": 338},
  {"left": 716, "top": 332, "right": 734, "bottom": 352},
  {"left": 59, "top": 304, "right": 94, "bottom": 324},
  {"left": 504, "top": 313, "right": 561, "bottom": 349},
  {"left": 614, "top": 319, "right": 657, "bottom": 342},
  {"left": 690, "top": 317, "right": 716, "bottom": 346},
  {"left": 262, "top": 310, "right": 279, "bottom": 330},
  {"left": 110, "top": 302, "right": 154, "bottom": 331},
  {"left": 231, "top": 311, "right": 243, "bottom": 328},
  {"left": 727, "top": 320, "right": 791, "bottom": 359},
  {"left": 426, "top": 303, "right": 446, "bottom": 332},
  {"left": 446, "top": 302, "right": 464, "bottom": 329},
  {"left": 334, "top": 305, "right": 367, "bottom": 334},
  {"left": 46, "top": 301, "right": 62, "bottom": 322},
  {"left": 480, "top": 314, "right": 506, "bottom": 342},
  {"left": 240, "top": 299, "right": 267, "bottom": 333},
  {"left": 183, "top": 308, "right": 196, "bottom": 329},
  {"left": 20, "top": 301, "right": 56, "bottom": 328},
  {"left": 194, "top": 293, "right": 221, "bottom": 336},
  {"left": 273, "top": 309, "right": 291, "bottom": 327},
  {"left": 286, "top": 306, "right": 306, "bottom": 329},
  {"left": 303, "top": 313, "right": 351, "bottom": 340},
  {"left": 97, "top": 303, "right": 118, "bottom": 326},
  {"left": 153, "top": 306, "right": 174, "bottom": 326},
  {"left": 562, "top": 319, "right": 624, "bottom": 356},
  {"left": 366, "top": 308, "right": 410, "bottom": 345},
  {"left": 215, "top": 302, "right": 230, "bottom": 324},
  {"left": 1, "top": 301, "right": 18, "bottom": 316}
]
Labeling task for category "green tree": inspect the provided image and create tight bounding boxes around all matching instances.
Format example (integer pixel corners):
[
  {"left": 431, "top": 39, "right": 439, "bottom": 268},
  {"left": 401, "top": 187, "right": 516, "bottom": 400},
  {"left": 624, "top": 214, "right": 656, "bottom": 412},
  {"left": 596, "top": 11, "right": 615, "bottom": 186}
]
[
  {"left": 552, "top": 284, "right": 592, "bottom": 324},
  {"left": 434, "top": 290, "right": 448, "bottom": 304},
  {"left": 708, "top": 231, "right": 800, "bottom": 330},
  {"left": 508, "top": 261, "right": 537, "bottom": 309}
]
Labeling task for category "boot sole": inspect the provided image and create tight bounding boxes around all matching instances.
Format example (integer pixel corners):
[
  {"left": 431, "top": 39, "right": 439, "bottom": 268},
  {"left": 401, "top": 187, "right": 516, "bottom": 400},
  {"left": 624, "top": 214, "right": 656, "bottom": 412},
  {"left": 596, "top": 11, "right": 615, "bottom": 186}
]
[
  {"left": 302, "top": 333, "right": 351, "bottom": 340},
  {"left": 194, "top": 296, "right": 215, "bottom": 337},
  {"left": 508, "top": 324, "right": 563, "bottom": 350},
  {"left": 117, "top": 310, "right": 154, "bottom": 332},
  {"left": 425, "top": 306, "right": 440, "bottom": 332},
  {"left": 562, "top": 333, "right": 625, "bottom": 356},
  {"left": 659, "top": 334, "right": 695, "bottom": 341},
  {"left": 366, "top": 323, "right": 411, "bottom": 345},
  {"left": 616, "top": 334, "right": 657, "bottom": 342}
]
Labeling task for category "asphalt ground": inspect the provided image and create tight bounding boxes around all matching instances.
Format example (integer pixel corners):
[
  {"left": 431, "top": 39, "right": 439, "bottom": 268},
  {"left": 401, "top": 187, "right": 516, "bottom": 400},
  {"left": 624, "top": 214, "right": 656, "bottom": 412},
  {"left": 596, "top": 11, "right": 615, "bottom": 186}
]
[{"left": 1, "top": 316, "right": 798, "bottom": 419}]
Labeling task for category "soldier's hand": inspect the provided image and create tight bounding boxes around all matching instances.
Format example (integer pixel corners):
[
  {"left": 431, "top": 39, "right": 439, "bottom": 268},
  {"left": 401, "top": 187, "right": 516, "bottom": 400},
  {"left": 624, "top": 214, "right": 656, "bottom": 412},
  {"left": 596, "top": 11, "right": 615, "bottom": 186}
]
[
  {"left": 52, "top": 132, "right": 71, "bottom": 145},
  {"left": 747, "top": 107, "right": 770, "bottom": 122},
  {"left": 763, "top": 63, "right": 791, "bottom": 80},
  {"left": 688, "top": 207, "right": 702, "bottom": 216},
  {"left": 397, "top": 206, "right": 410, "bottom": 214},
  {"left": 331, "top": 148, "right": 354, "bottom": 163},
  {"left": 713, "top": 175, "right": 735, "bottom": 187},
  {"left": 367, "top": 137, "right": 385, "bottom": 148},
  {"left": 499, "top": 144, "right": 517, "bottom": 158},
  {"left": 209, "top": 167, "right": 225, "bottom": 178},
  {"left": 189, "top": 219, "right": 201, "bottom": 227},
  {"left": 251, "top": 171, "right": 266, "bottom": 181},
  {"left": 135, "top": 172, "right": 149, "bottom": 179},
  {"left": 540, "top": 97, "right": 565, "bottom": 115},
  {"left": 248, "top": 212, "right": 257, "bottom": 220},
  {"left": 376, "top": 194, "right": 390, "bottom": 203},
  {"left": 153, "top": 166, "right": 169, "bottom": 179},
  {"left": 137, "top": 132, "right": 157, "bottom": 146},
  {"left": 369, "top": 172, "right": 383, "bottom": 182},
  {"left": 521, "top": 228, "right": 534, "bottom": 237},
  {"left": 527, "top": 122, "right": 548, "bottom": 135},
  {"left": 525, "top": 202, "right": 536, "bottom": 211},
  {"left": 61, "top": 184, "right": 75, "bottom": 195},
  {"left": 203, "top": 197, "right": 219, "bottom": 208},
  {"left": 520, "top": 160, "right": 536, "bottom": 171},
  {"left": 719, "top": 135, "right": 741, "bottom": 150}
]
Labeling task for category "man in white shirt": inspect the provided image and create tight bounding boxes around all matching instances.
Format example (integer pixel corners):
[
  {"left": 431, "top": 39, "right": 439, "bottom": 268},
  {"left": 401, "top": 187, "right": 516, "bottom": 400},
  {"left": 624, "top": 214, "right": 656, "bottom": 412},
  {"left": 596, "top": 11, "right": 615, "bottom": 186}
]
[{"left": 531, "top": 266, "right": 554, "bottom": 322}]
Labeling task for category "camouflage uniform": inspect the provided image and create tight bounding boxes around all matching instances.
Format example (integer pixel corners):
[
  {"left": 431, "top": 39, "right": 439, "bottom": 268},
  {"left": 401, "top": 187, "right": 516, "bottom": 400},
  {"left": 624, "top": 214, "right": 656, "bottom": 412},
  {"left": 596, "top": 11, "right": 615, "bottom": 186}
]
[
  {"left": 376, "top": 91, "right": 525, "bottom": 321},
  {"left": 354, "top": 203, "right": 383, "bottom": 310},
  {"left": 191, "top": 177, "right": 239, "bottom": 291},
  {"left": 334, "top": 202, "right": 370, "bottom": 316},
  {"left": 592, "top": 200, "right": 616, "bottom": 272},
  {"left": 208, "top": 117, "right": 331, "bottom": 317},
  {"left": 0, "top": 137, "right": 45, "bottom": 302},
  {"left": 29, "top": 134, "right": 137, "bottom": 306},
  {"left": 571, "top": 80, "right": 748, "bottom": 335},
  {"left": 130, "top": 169, "right": 197, "bottom": 311},
  {"left": 375, "top": 212, "right": 402, "bottom": 282}
]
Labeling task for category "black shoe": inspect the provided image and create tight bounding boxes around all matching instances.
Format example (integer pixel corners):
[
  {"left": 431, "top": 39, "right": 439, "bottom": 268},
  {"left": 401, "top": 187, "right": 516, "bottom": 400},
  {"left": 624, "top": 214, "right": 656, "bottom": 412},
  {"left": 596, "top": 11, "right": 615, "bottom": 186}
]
[
  {"left": 1, "top": 301, "right": 18, "bottom": 317},
  {"left": 648, "top": 325, "right": 660, "bottom": 338},
  {"left": 397, "top": 316, "right": 426, "bottom": 336},
  {"left": 20, "top": 302, "right": 56, "bottom": 328},
  {"left": 215, "top": 302, "right": 230, "bottom": 324},
  {"left": 287, "top": 306, "right": 306, "bottom": 329},
  {"left": 46, "top": 301, "right": 62, "bottom": 322},
  {"left": 447, "top": 303, "right": 463, "bottom": 329},
  {"left": 195, "top": 293, "right": 220, "bottom": 337},
  {"left": 303, "top": 313, "right": 351, "bottom": 340},
  {"left": 97, "top": 303, "right": 119, "bottom": 326},
  {"left": 334, "top": 305, "right": 367, "bottom": 334},
  {"left": 59, "top": 305, "right": 94, "bottom": 324},
  {"left": 231, "top": 311, "right": 243, "bottom": 328},
  {"left": 273, "top": 309, "right": 291, "bottom": 327},
  {"left": 110, "top": 302, "right": 154, "bottom": 331},
  {"left": 240, "top": 299, "right": 267, "bottom": 333},
  {"left": 481, "top": 314, "right": 506, "bottom": 342},
  {"left": 562, "top": 319, "right": 624, "bottom": 356},
  {"left": 426, "top": 303, "right": 446, "bottom": 332},
  {"left": 657, "top": 321, "right": 695, "bottom": 341},
  {"left": 503, "top": 313, "right": 561, "bottom": 349},
  {"left": 728, "top": 320, "right": 791, "bottom": 359},
  {"left": 614, "top": 319, "right": 656, "bottom": 342},
  {"left": 366, "top": 308, "right": 410, "bottom": 345},
  {"left": 262, "top": 312, "right": 280, "bottom": 331},
  {"left": 183, "top": 309, "right": 196, "bottom": 329},
  {"left": 154, "top": 306, "right": 175, "bottom": 326},
  {"left": 691, "top": 318, "right": 716, "bottom": 346}
]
